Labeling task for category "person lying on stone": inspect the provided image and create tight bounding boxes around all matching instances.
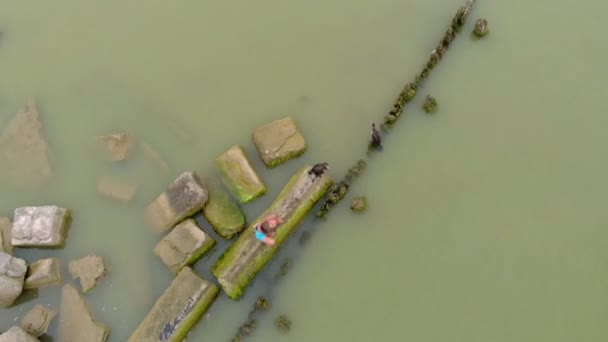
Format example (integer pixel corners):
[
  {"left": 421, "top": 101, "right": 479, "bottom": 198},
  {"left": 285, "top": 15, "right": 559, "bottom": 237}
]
[{"left": 254, "top": 214, "right": 283, "bottom": 246}]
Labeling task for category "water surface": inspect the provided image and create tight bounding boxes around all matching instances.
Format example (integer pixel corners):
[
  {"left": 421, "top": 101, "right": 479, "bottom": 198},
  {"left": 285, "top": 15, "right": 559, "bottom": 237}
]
[{"left": 1, "top": 0, "right": 607, "bottom": 341}]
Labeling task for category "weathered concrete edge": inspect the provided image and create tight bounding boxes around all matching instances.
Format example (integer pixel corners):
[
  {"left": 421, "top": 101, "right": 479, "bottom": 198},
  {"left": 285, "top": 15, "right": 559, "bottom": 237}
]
[
  {"left": 171, "top": 283, "right": 219, "bottom": 342},
  {"left": 211, "top": 166, "right": 332, "bottom": 299},
  {"left": 265, "top": 144, "right": 307, "bottom": 169}
]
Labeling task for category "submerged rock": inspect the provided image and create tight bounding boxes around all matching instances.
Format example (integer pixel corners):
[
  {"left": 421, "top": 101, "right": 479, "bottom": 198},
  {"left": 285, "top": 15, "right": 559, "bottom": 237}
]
[
  {"left": 0, "top": 326, "right": 39, "bottom": 342},
  {"left": 423, "top": 95, "right": 438, "bottom": 113},
  {"left": 20, "top": 304, "right": 56, "bottom": 337},
  {"left": 24, "top": 258, "right": 62, "bottom": 289},
  {"left": 145, "top": 171, "right": 208, "bottom": 233},
  {"left": 128, "top": 267, "right": 219, "bottom": 342},
  {"left": 0, "top": 217, "right": 12, "bottom": 254},
  {"left": 154, "top": 218, "right": 215, "bottom": 274},
  {"left": 474, "top": 18, "right": 489, "bottom": 37},
  {"left": 202, "top": 179, "right": 246, "bottom": 239},
  {"left": 216, "top": 145, "right": 267, "bottom": 204},
  {"left": 11, "top": 206, "right": 70, "bottom": 247},
  {"left": 68, "top": 254, "right": 106, "bottom": 293},
  {"left": 350, "top": 196, "right": 368, "bottom": 212},
  {"left": 97, "top": 133, "right": 135, "bottom": 161},
  {"left": 58, "top": 283, "right": 110, "bottom": 342},
  {"left": 0, "top": 99, "right": 52, "bottom": 188},
  {"left": 0, "top": 252, "right": 28, "bottom": 307},
  {"left": 251, "top": 117, "right": 307, "bottom": 168},
  {"left": 97, "top": 176, "right": 137, "bottom": 203},
  {"left": 275, "top": 315, "right": 292, "bottom": 333}
]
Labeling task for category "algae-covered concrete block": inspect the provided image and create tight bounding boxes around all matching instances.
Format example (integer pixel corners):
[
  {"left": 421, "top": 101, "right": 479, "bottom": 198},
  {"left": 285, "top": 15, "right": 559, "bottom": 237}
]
[
  {"left": 202, "top": 179, "right": 246, "bottom": 239},
  {"left": 20, "top": 304, "right": 56, "bottom": 337},
  {"left": 145, "top": 171, "right": 208, "bottom": 233},
  {"left": 58, "top": 283, "right": 110, "bottom": 342},
  {"left": 128, "top": 267, "right": 219, "bottom": 342},
  {"left": 0, "top": 217, "right": 12, "bottom": 254},
  {"left": 212, "top": 166, "right": 332, "bottom": 299},
  {"left": 68, "top": 254, "right": 106, "bottom": 293},
  {"left": 0, "top": 251, "right": 28, "bottom": 307},
  {"left": 252, "top": 117, "right": 307, "bottom": 168},
  {"left": 11, "top": 206, "right": 69, "bottom": 247},
  {"left": 154, "top": 218, "right": 215, "bottom": 274},
  {"left": 0, "top": 326, "right": 40, "bottom": 342},
  {"left": 216, "top": 145, "right": 266, "bottom": 203},
  {"left": 25, "top": 258, "right": 62, "bottom": 289}
]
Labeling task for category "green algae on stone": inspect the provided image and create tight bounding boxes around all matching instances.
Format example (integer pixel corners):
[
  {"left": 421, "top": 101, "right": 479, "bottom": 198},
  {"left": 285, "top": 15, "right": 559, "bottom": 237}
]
[
  {"left": 251, "top": 117, "right": 307, "bottom": 168},
  {"left": 212, "top": 166, "right": 332, "bottom": 299},
  {"left": 202, "top": 178, "right": 246, "bottom": 239},
  {"left": 216, "top": 145, "right": 267, "bottom": 203},
  {"left": 154, "top": 219, "right": 215, "bottom": 274},
  {"left": 128, "top": 267, "right": 219, "bottom": 342},
  {"left": 423, "top": 95, "right": 437, "bottom": 113}
]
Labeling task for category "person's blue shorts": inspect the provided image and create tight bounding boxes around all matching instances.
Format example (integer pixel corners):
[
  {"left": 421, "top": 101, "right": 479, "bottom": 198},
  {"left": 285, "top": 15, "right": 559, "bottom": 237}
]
[{"left": 255, "top": 230, "right": 266, "bottom": 241}]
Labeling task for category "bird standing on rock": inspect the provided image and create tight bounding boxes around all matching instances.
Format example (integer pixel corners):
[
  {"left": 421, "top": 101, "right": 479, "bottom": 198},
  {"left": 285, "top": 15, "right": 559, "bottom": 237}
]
[
  {"left": 309, "top": 162, "right": 329, "bottom": 178},
  {"left": 370, "top": 123, "right": 383, "bottom": 151}
]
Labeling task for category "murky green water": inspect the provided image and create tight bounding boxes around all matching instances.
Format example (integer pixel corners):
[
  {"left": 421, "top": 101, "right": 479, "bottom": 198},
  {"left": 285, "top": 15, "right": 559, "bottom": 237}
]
[{"left": 2, "top": 0, "right": 608, "bottom": 341}]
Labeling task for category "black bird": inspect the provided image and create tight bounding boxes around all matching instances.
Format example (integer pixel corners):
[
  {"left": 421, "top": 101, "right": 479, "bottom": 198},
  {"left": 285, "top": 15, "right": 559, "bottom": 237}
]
[
  {"left": 370, "top": 123, "right": 383, "bottom": 151},
  {"left": 309, "top": 162, "right": 329, "bottom": 178}
]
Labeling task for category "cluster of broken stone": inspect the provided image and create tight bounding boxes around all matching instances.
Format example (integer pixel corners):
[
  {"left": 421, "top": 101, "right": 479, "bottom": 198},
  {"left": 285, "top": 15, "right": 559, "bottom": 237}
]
[
  {"left": 129, "top": 117, "right": 310, "bottom": 341},
  {"left": 0, "top": 207, "right": 108, "bottom": 341}
]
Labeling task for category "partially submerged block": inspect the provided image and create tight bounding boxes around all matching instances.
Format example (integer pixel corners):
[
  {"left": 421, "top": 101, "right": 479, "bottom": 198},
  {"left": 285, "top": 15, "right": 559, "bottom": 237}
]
[
  {"left": 212, "top": 166, "right": 332, "bottom": 299},
  {"left": 97, "top": 133, "right": 135, "bottom": 161},
  {"left": 20, "top": 304, "right": 56, "bottom": 337},
  {"left": 128, "top": 267, "right": 219, "bottom": 342},
  {"left": 68, "top": 254, "right": 106, "bottom": 293},
  {"left": 202, "top": 179, "right": 246, "bottom": 239},
  {"left": 0, "top": 98, "right": 52, "bottom": 188},
  {"left": 0, "top": 217, "right": 12, "bottom": 254},
  {"left": 154, "top": 219, "right": 215, "bottom": 274},
  {"left": 24, "top": 258, "right": 62, "bottom": 289},
  {"left": 58, "top": 284, "right": 110, "bottom": 342},
  {"left": 145, "top": 171, "right": 208, "bottom": 233},
  {"left": 0, "top": 326, "right": 39, "bottom": 342},
  {"left": 97, "top": 176, "right": 137, "bottom": 203},
  {"left": 0, "top": 252, "right": 28, "bottom": 307},
  {"left": 11, "top": 206, "right": 70, "bottom": 247},
  {"left": 216, "top": 145, "right": 266, "bottom": 203},
  {"left": 252, "top": 117, "right": 307, "bottom": 168}
]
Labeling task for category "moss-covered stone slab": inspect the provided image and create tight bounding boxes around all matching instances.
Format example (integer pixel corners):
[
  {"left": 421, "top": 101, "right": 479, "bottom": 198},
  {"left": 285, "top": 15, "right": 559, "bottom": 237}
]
[
  {"left": 212, "top": 166, "right": 332, "bottom": 299},
  {"left": 11, "top": 206, "right": 70, "bottom": 247},
  {"left": 216, "top": 145, "right": 266, "bottom": 204},
  {"left": 145, "top": 171, "right": 208, "bottom": 233},
  {"left": 0, "top": 326, "right": 40, "bottom": 342},
  {"left": 0, "top": 217, "right": 12, "bottom": 254},
  {"left": 24, "top": 258, "right": 61, "bottom": 289},
  {"left": 68, "top": 254, "right": 106, "bottom": 293},
  {"left": 252, "top": 117, "right": 307, "bottom": 168},
  {"left": 20, "top": 304, "right": 56, "bottom": 337},
  {"left": 202, "top": 178, "right": 246, "bottom": 239},
  {"left": 0, "top": 252, "right": 27, "bottom": 308},
  {"left": 154, "top": 218, "right": 215, "bottom": 274},
  {"left": 58, "top": 283, "right": 110, "bottom": 342},
  {"left": 128, "top": 267, "right": 219, "bottom": 342}
]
